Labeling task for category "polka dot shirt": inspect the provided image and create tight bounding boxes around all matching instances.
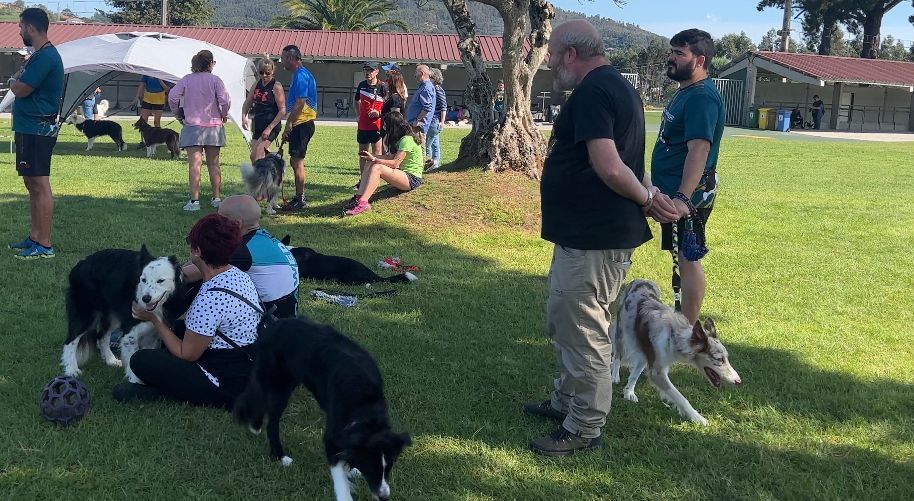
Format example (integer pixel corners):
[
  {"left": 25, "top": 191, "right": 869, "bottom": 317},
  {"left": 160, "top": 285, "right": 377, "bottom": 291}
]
[{"left": 186, "top": 267, "right": 262, "bottom": 350}]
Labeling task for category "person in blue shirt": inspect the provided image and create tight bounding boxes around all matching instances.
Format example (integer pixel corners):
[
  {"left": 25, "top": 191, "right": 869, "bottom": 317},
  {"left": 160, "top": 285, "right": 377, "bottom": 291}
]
[
  {"left": 650, "top": 28, "right": 725, "bottom": 325},
  {"left": 425, "top": 68, "right": 447, "bottom": 171},
  {"left": 7, "top": 8, "right": 64, "bottom": 260},
  {"left": 278, "top": 45, "right": 317, "bottom": 213},
  {"left": 405, "top": 64, "right": 435, "bottom": 151}
]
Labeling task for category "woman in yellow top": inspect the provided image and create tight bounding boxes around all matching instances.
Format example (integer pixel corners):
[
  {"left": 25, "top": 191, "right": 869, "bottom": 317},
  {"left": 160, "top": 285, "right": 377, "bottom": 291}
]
[
  {"left": 346, "top": 112, "right": 424, "bottom": 216},
  {"left": 133, "top": 75, "right": 172, "bottom": 129}
]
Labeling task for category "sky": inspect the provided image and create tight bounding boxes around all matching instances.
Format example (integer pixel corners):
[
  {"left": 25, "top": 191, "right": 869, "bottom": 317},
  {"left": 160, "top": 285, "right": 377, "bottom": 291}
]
[
  {"left": 551, "top": 0, "right": 914, "bottom": 48},
  {"left": 44, "top": 0, "right": 914, "bottom": 49}
]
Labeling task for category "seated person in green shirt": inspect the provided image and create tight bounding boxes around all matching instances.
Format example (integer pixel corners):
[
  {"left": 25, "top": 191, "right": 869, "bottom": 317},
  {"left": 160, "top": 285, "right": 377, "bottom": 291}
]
[{"left": 346, "top": 111, "right": 423, "bottom": 216}]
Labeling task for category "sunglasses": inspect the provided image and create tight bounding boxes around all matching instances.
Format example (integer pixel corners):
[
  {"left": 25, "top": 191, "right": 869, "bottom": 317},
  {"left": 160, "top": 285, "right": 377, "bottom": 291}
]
[{"left": 259, "top": 71, "right": 273, "bottom": 75}]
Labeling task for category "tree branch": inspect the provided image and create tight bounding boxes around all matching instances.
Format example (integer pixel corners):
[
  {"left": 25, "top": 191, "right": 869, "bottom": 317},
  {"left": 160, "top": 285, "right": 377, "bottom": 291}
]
[{"left": 525, "top": 0, "right": 554, "bottom": 74}]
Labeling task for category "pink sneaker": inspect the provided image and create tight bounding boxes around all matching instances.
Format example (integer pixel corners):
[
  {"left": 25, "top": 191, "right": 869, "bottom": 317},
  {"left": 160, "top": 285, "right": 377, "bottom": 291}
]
[
  {"left": 344, "top": 200, "right": 371, "bottom": 216},
  {"left": 345, "top": 195, "right": 360, "bottom": 209}
]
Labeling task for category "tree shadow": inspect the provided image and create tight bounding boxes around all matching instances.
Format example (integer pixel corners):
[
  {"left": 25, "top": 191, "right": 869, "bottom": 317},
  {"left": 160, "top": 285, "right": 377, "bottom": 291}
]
[{"left": 0, "top": 186, "right": 911, "bottom": 499}]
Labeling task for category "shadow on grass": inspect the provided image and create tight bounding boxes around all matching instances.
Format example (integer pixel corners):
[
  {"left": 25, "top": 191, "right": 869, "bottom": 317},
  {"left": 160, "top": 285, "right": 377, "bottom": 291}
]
[{"left": 0, "top": 188, "right": 911, "bottom": 499}]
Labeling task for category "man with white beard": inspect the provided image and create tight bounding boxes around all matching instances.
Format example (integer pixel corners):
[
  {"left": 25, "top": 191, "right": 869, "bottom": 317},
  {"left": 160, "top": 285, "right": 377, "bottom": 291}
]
[{"left": 525, "top": 19, "right": 677, "bottom": 456}]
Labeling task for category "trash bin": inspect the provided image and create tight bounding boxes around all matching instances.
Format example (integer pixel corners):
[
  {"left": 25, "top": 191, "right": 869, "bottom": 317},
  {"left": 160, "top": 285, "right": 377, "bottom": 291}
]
[
  {"left": 757, "top": 107, "right": 771, "bottom": 129},
  {"left": 776, "top": 109, "right": 792, "bottom": 132},
  {"left": 747, "top": 106, "right": 758, "bottom": 128}
]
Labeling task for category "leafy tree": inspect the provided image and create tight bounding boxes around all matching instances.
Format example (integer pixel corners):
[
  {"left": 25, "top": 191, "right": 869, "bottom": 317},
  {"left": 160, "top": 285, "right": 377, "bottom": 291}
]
[
  {"left": 759, "top": 27, "right": 803, "bottom": 52},
  {"left": 106, "top": 0, "right": 214, "bottom": 26},
  {"left": 878, "top": 34, "right": 911, "bottom": 59},
  {"left": 271, "top": 0, "right": 407, "bottom": 31},
  {"left": 716, "top": 32, "right": 757, "bottom": 59},
  {"left": 759, "top": 0, "right": 905, "bottom": 57}
]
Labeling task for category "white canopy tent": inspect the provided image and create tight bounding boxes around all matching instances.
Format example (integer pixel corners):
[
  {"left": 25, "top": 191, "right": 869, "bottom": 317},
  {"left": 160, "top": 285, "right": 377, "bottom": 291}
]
[{"left": 0, "top": 32, "right": 255, "bottom": 142}]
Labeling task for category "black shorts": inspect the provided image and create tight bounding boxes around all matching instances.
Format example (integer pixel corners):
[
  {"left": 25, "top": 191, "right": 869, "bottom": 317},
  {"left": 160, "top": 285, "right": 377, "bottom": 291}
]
[
  {"left": 141, "top": 101, "right": 165, "bottom": 111},
  {"left": 357, "top": 129, "right": 382, "bottom": 145},
  {"left": 288, "top": 121, "right": 315, "bottom": 159},
  {"left": 253, "top": 120, "right": 280, "bottom": 143},
  {"left": 661, "top": 207, "right": 713, "bottom": 252},
  {"left": 263, "top": 291, "right": 298, "bottom": 319},
  {"left": 15, "top": 132, "right": 57, "bottom": 177},
  {"left": 406, "top": 173, "right": 423, "bottom": 190}
]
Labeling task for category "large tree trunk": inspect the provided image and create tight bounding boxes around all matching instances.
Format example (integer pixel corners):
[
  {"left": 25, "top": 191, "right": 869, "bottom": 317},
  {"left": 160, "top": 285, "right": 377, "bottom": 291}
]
[
  {"left": 818, "top": 13, "right": 837, "bottom": 55},
  {"left": 858, "top": 0, "right": 902, "bottom": 59},
  {"left": 442, "top": 0, "right": 553, "bottom": 179}
]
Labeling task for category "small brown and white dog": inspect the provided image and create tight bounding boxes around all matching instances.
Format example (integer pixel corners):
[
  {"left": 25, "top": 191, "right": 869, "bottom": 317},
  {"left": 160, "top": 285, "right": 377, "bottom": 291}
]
[{"left": 610, "top": 279, "right": 741, "bottom": 426}]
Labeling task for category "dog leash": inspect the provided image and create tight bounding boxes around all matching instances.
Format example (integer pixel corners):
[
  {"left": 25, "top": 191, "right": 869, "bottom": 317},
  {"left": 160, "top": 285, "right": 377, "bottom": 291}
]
[{"left": 671, "top": 223, "right": 682, "bottom": 312}]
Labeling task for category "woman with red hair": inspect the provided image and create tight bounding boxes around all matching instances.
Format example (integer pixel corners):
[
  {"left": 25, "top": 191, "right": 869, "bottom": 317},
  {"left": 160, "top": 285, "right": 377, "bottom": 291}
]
[{"left": 113, "top": 213, "right": 263, "bottom": 409}]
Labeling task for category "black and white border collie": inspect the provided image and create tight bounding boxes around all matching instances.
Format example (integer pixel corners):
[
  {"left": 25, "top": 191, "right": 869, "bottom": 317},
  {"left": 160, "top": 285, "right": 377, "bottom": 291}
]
[
  {"left": 234, "top": 318, "right": 411, "bottom": 501},
  {"left": 239, "top": 150, "right": 286, "bottom": 215},
  {"left": 61, "top": 245, "right": 185, "bottom": 383},
  {"left": 287, "top": 246, "right": 417, "bottom": 286},
  {"left": 64, "top": 112, "right": 126, "bottom": 151},
  {"left": 133, "top": 119, "right": 181, "bottom": 159}
]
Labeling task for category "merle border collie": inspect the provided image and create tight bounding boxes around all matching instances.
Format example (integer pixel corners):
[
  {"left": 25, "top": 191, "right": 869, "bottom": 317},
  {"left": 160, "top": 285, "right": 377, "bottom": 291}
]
[
  {"left": 239, "top": 150, "right": 285, "bottom": 215},
  {"left": 280, "top": 238, "right": 417, "bottom": 286},
  {"left": 64, "top": 112, "right": 125, "bottom": 151},
  {"left": 133, "top": 119, "right": 180, "bottom": 159},
  {"left": 234, "top": 318, "right": 411, "bottom": 501},
  {"left": 61, "top": 245, "right": 185, "bottom": 383},
  {"left": 610, "top": 279, "right": 741, "bottom": 425}
]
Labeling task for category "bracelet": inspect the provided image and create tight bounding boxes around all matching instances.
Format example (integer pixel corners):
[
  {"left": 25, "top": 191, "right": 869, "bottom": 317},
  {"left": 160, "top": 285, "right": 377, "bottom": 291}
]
[
  {"left": 673, "top": 191, "right": 695, "bottom": 212},
  {"left": 640, "top": 189, "right": 653, "bottom": 208}
]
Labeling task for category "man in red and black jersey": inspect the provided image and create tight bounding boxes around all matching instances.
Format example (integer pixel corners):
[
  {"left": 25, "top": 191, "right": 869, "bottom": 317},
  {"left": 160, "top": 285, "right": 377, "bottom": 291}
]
[{"left": 355, "top": 62, "right": 387, "bottom": 179}]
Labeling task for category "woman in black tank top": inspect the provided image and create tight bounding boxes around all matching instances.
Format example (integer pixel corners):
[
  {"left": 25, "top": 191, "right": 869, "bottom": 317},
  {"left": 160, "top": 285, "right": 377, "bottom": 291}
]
[{"left": 242, "top": 57, "right": 286, "bottom": 163}]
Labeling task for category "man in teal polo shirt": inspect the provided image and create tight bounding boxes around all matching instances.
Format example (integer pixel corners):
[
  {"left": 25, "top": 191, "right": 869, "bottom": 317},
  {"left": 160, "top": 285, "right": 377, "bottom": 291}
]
[
  {"left": 650, "top": 28, "right": 725, "bottom": 325},
  {"left": 7, "top": 8, "right": 64, "bottom": 259}
]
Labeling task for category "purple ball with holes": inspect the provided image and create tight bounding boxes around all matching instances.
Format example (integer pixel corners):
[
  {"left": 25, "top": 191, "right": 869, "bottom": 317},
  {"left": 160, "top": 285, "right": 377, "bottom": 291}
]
[{"left": 39, "top": 375, "right": 91, "bottom": 426}]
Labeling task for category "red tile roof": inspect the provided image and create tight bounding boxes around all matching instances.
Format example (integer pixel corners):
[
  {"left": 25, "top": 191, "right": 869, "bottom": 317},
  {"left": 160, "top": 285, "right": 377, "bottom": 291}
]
[
  {"left": 754, "top": 50, "right": 914, "bottom": 87},
  {"left": 0, "top": 22, "right": 514, "bottom": 64}
]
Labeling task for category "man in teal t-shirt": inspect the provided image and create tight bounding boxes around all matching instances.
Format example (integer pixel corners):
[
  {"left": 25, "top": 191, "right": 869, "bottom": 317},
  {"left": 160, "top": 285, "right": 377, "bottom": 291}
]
[
  {"left": 7, "top": 8, "right": 64, "bottom": 260},
  {"left": 650, "top": 28, "right": 724, "bottom": 325}
]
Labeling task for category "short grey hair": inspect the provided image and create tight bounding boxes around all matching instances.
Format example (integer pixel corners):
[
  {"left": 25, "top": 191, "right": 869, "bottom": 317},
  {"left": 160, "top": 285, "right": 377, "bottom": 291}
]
[
  {"left": 416, "top": 64, "right": 431, "bottom": 77},
  {"left": 429, "top": 68, "right": 444, "bottom": 85},
  {"left": 557, "top": 28, "right": 604, "bottom": 60}
]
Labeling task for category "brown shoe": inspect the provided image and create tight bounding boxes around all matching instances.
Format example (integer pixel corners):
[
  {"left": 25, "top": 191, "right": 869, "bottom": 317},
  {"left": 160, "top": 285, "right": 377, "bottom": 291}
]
[
  {"left": 523, "top": 400, "right": 567, "bottom": 421},
  {"left": 530, "top": 426, "right": 601, "bottom": 457}
]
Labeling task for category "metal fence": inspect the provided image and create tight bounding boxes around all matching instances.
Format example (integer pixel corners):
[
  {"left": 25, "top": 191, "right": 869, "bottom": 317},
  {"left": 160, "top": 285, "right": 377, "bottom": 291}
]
[{"left": 712, "top": 78, "right": 744, "bottom": 126}]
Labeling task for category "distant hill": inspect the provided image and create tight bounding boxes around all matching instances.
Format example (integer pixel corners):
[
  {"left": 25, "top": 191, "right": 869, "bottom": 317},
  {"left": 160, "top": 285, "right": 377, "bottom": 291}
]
[{"left": 208, "top": 0, "right": 665, "bottom": 51}]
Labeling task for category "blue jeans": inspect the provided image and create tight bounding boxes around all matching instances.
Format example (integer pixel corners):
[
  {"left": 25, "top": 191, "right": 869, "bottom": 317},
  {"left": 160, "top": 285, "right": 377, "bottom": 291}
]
[
  {"left": 425, "top": 120, "right": 441, "bottom": 166},
  {"left": 82, "top": 96, "right": 95, "bottom": 120}
]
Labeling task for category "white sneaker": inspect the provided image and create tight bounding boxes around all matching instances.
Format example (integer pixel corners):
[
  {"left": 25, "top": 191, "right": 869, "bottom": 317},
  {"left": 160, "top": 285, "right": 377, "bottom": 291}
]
[
  {"left": 183, "top": 200, "right": 200, "bottom": 211},
  {"left": 210, "top": 197, "right": 221, "bottom": 208}
]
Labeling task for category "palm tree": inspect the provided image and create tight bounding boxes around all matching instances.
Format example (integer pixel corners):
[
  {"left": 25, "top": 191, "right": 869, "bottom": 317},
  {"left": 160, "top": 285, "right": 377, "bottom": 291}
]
[{"left": 271, "top": 0, "right": 408, "bottom": 31}]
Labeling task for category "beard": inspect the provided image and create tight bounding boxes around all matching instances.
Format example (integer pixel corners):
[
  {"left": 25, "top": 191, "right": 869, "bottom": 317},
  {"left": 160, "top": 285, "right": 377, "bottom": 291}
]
[
  {"left": 666, "top": 61, "right": 696, "bottom": 82},
  {"left": 552, "top": 64, "right": 576, "bottom": 92},
  {"left": 21, "top": 32, "right": 32, "bottom": 47}
]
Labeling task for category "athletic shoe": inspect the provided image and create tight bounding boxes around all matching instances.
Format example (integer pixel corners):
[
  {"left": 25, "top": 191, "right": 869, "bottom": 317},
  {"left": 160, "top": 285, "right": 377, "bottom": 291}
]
[
  {"left": 345, "top": 195, "right": 360, "bottom": 209},
  {"left": 210, "top": 197, "right": 221, "bottom": 208},
  {"left": 523, "top": 400, "right": 567, "bottom": 421},
  {"left": 15, "top": 242, "right": 55, "bottom": 259},
  {"left": 279, "top": 196, "right": 307, "bottom": 212},
  {"left": 183, "top": 200, "right": 200, "bottom": 211},
  {"left": 352, "top": 180, "right": 361, "bottom": 191},
  {"left": 8, "top": 236, "right": 34, "bottom": 250},
  {"left": 530, "top": 426, "right": 601, "bottom": 457},
  {"left": 344, "top": 200, "right": 371, "bottom": 216}
]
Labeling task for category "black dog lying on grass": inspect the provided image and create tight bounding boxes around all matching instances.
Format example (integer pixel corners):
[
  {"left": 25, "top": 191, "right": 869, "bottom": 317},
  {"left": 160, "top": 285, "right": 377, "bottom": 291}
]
[{"left": 280, "top": 236, "right": 417, "bottom": 285}]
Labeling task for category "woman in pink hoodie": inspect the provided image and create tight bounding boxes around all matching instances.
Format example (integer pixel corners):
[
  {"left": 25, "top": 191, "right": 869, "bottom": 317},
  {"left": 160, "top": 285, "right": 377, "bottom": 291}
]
[{"left": 169, "top": 50, "right": 231, "bottom": 211}]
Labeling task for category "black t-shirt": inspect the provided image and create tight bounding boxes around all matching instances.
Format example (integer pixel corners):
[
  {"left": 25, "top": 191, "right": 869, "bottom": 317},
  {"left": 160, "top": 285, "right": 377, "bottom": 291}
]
[
  {"left": 382, "top": 93, "right": 404, "bottom": 116},
  {"left": 812, "top": 99, "right": 823, "bottom": 112},
  {"left": 251, "top": 79, "right": 278, "bottom": 124},
  {"left": 540, "top": 65, "right": 651, "bottom": 250}
]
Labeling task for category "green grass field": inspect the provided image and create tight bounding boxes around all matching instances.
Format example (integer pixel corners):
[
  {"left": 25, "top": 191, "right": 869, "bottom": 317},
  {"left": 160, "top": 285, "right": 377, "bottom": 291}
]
[{"left": 0, "top": 118, "right": 912, "bottom": 500}]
